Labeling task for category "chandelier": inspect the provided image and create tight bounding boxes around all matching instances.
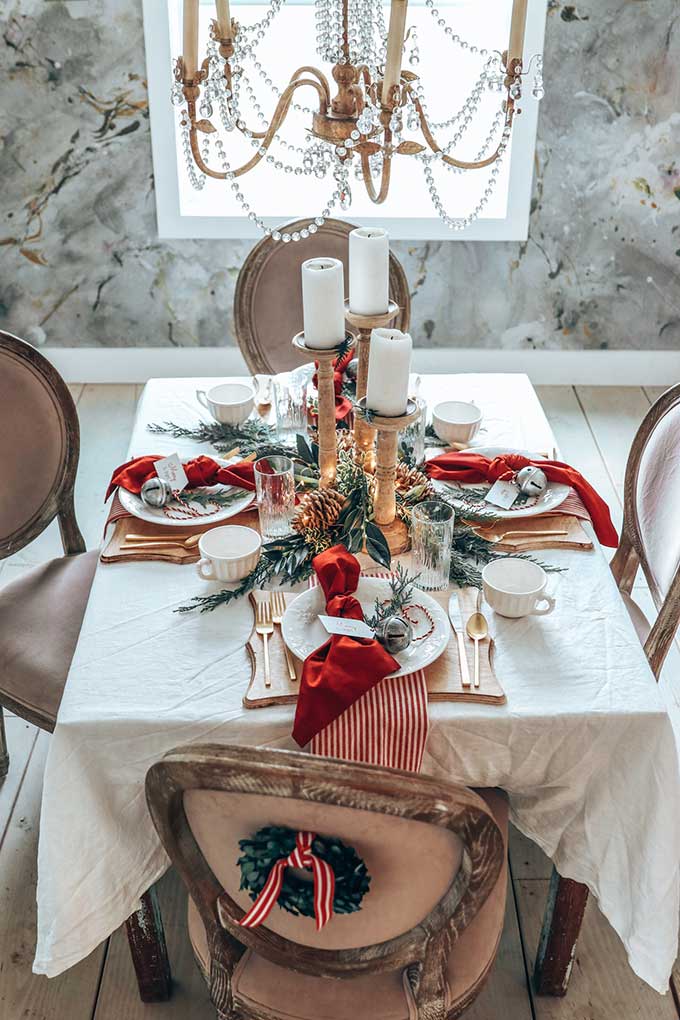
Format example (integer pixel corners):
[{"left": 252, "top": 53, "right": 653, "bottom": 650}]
[{"left": 172, "top": 0, "right": 544, "bottom": 240}]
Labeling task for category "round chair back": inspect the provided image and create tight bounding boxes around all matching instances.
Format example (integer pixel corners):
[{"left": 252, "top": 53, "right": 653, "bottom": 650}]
[
  {"left": 234, "top": 219, "right": 411, "bottom": 375},
  {"left": 0, "top": 331, "right": 81, "bottom": 558}
]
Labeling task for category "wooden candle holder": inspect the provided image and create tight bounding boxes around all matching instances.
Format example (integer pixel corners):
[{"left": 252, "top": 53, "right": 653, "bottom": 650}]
[
  {"left": 292, "top": 332, "right": 357, "bottom": 488},
  {"left": 344, "top": 300, "right": 400, "bottom": 461},
  {"left": 356, "top": 397, "right": 422, "bottom": 554}
]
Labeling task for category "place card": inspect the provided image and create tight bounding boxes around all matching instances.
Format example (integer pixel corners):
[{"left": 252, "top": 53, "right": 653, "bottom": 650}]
[
  {"left": 318, "top": 615, "right": 374, "bottom": 639},
  {"left": 155, "top": 453, "right": 188, "bottom": 492},
  {"left": 485, "top": 478, "right": 520, "bottom": 510}
]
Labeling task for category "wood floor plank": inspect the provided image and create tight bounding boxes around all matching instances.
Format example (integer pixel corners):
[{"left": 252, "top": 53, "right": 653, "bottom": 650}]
[
  {"left": 576, "top": 386, "right": 650, "bottom": 492},
  {"left": 74, "top": 384, "right": 139, "bottom": 550},
  {"left": 464, "top": 883, "right": 534, "bottom": 1020},
  {"left": 514, "top": 879, "right": 678, "bottom": 1019},
  {"left": 0, "top": 733, "right": 105, "bottom": 1020},
  {"left": 535, "top": 385, "right": 622, "bottom": 531},
  {"left": 0, "top": 718, "right": 38, "bottom": 845},
  {"left": 509, "top": 824, "right": 552, "bottom": 881},
  {"left": 93, "top": 869, "right": 214, "bottom": 1020}
]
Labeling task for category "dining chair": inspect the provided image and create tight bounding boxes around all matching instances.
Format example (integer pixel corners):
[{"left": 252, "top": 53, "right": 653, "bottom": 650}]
[
  {"left": 233, "top": 218, "right": 411, "bottom": 375},
  {"left": 146, "top": 743, "right": 509, "bottom": 1020},
  {"left": 610, "top": 383, "right": 680, "bottom": 678},
  {"left": 0, "top": 330, "right": 98, "bottom": 779}
]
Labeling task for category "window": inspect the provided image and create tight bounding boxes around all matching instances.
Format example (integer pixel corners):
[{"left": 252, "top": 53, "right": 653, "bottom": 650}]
[{"left": 143, "top": 0, "right": 547, "bottom": 240}]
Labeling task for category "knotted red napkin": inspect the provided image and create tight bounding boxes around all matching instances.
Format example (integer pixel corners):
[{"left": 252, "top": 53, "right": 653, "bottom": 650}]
[
  {"left": 426, "top": 451, "right": 618, "bottom": 548},
  {"left": 312, "top": 349, "right": 354, "bottom": 422},
  {"left": 105, "top": 454, "right": 256, "bottom": 501},
  {"left": 292, "top": 544, "right": 399, "bottom": 747}
]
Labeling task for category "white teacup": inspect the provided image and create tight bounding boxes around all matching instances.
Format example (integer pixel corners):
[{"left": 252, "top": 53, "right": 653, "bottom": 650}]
[
  {"left": 196, "top": 526, "right": 261, "bottom": 582},
  {"left": 432, "top": 400, "right": 482, "bottom": 446},
  {"left": 196, "top": 383, "right": 255, "bottom": 425},
  {"left": 481, "top": 558, "right": 555, "bottom": 619}
]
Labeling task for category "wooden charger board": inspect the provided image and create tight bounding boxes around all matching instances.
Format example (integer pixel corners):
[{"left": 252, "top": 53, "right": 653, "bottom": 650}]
[
  {"left": 244, "top": 584, "right": 505, "bottom": 708},
  {"left": 471, "top": 513, "right": 592, "bottom": 552},
  {"left": 100, "top": 507, "right": 259, "bottom": 564}
]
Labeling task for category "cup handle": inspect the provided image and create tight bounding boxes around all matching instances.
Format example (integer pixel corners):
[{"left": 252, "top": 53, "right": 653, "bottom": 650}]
[
  {"left": 196, "top": 557, "right": 215, "bottom": 580},
  {"left": 532, "top": 594, "right": 555, "bottom": 616},
  {"left": 196, "top": 389, "right": 209, "bottom": 411}
]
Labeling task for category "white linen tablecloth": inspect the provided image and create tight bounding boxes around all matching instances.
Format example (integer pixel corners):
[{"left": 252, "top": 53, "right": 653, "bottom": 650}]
[{"left": 34, "top": 375, "right": 680, "bottom": 993}]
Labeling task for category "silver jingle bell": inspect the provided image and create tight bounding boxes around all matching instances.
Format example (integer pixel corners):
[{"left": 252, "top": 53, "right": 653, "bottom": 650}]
[
  {"left": 515, "top": 465, "right": 548, "bottom": 497},
  {"left": 140, "top": 476, "right": 173, "bottom": 508},
  {"left": 345, "top": 357, "right": 359, "bottom": 382},
  {"left": 374, "top": 615, "right": 413, "bottom": 655}
]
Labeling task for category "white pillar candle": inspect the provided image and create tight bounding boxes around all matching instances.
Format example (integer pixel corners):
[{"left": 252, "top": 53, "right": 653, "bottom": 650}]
[
  {"left": 365, "top": 327, "right": 412, "bottom": 417},
  {"left": 301, "top": 257, "right": 346, "bottom": 350},
  {"left": 349, "top": 227, "right": 390, "bottom": 316}
]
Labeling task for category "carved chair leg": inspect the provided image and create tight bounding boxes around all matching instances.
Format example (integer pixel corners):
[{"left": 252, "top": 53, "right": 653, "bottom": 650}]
[
  {"left": 533, "top": 867, "right": 589, "bottom": 996},
  {"left": 0, "top": 706, "right": 9, "bottom": 780},
  {"left": 125, "top": 887, "right": 172, "bottom": 1002}
]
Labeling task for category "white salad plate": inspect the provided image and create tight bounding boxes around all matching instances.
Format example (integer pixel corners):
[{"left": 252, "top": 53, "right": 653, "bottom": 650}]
[
  {"left": 434, "top": 446, "right": 570, "bottom": 520},
  {"left": 281, "top": 576, "right": 450, "bottom": 679},
  {"left": 117, "top": 457, "right": 255, "bottom": 527}
]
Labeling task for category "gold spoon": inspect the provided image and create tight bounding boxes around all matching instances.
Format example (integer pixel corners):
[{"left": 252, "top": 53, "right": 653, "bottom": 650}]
[
  {"left": 466, "top": 610, "right": 489, "bottom": 689},
  {"left": 122, "top": 534, "right": 202, "bottom": 551},
  {"left": 474, "top": 528, "right": 568, "bottom": 544}
]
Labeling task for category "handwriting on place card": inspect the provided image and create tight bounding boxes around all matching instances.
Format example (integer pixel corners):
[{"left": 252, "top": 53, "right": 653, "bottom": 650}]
[
  {"left": 318, "top": 615, "right": 375, "bottom": 639},
  {"left": 485, "top": 479, "right": 520, "bottom": 510},
  {"left": 155, "top": 453, "right": 189, "bottom": 492}
]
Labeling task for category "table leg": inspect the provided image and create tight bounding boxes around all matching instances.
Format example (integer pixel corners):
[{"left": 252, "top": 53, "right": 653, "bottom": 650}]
[
  {"left": 125, "top": 887, "right": 172, "bottom": 1002},
  {"left": 533, "top": 867, "right": 589, "bottom": 996}
]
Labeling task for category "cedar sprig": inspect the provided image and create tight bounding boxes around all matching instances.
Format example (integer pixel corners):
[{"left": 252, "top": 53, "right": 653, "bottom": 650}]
[
  {"left": 148, "top": 418, "right": 285, "bottom": 455},
  {"left": 366, "top": 563, "right": 421, "bottom": 629}
]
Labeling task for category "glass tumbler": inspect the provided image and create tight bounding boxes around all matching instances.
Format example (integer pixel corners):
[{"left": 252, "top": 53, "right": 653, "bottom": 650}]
[
  {"left": 254, "top": 456, "right": 296, "bottom": 542},
  {"left": 410, "top": 501, "right": 455, "bottom": 591},
  {"left": 273, "top": 366, "right": 311, "bottom": 440},
  {"left": 401, "top": 396, "right": 427, "bottom": 466}
]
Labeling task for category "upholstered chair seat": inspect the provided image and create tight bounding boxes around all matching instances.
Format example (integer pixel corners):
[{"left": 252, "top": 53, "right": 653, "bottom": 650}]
[
  {"left": 186, "top": 788, "right": 509, "bottom": 1020},
  {"left": 0, "top": 550, "right": 97, "bottom": 728}
]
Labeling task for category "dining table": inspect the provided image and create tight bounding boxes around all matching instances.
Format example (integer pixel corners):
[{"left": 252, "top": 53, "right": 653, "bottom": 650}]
[{"left": 33, "top": 373, "right": 680, "bottom": 1002}]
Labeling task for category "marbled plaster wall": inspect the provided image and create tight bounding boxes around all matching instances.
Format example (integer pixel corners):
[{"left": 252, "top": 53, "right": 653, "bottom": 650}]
[{"left": 1, "top": 0, "right": 679, "bottom": 350}]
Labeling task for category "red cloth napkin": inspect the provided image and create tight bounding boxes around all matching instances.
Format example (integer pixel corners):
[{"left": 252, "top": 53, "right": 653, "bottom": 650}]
[
  {"left": 426, "top": 451, "right": 618, "bottom": 548},
  {"left": 312, "top": 349, "right": 353, "bottom": 422},
  {"left": 292, "top": 545, "right": 399, "bottom": 747},
  {"left": 105, "top": 454, "right": 256, "bottom": 501}
]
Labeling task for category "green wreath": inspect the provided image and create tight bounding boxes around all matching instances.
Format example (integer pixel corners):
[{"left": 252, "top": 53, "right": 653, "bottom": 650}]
[{"left": 238, "top": 825, "right": 371, "bottom": 919}]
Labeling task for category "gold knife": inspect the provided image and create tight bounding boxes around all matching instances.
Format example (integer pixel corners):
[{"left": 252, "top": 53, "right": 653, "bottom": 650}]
[{"left": 447, "top": 593, "right": 471, "bottom": 689}]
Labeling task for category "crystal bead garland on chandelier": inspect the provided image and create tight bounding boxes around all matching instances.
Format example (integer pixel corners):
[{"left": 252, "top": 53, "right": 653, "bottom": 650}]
[{"left": 171, "top": 0, "right": 544, "bottom": 240}]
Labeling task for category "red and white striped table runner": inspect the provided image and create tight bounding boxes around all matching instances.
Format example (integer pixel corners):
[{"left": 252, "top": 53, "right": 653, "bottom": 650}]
[{"left": 309, "top": 572, "right": 430, "bottom": 773}]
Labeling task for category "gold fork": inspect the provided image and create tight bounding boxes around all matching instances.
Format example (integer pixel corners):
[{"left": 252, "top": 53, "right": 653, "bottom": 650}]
[
  {"left": 473, "top": 528, "right": 568, "bottom": 544},
  {"left": 255, "top": 598, "right": 274, "bottom": 688},
  {"left": 271, "top": 590, "right": 296, "bottom": 682}
]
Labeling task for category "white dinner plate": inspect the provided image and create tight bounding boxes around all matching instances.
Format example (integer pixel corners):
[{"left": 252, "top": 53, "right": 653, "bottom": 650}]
[
  {"left": 117, "top": 458, "right": 255, "bottom": 527},
  {"left": 434, "top": 445, "right": 570, "bottom": 520},
  {"left": 281, "top": 576, "right": 450, "bottom": 679}
]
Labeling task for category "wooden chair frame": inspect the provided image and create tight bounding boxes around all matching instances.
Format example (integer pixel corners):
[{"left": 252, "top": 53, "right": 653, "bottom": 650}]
[
  {"left": 233, "top": 218, "right": 412, "bottom": 376},
  {"left": 146, "top": 743, "right": 504, "bottom": 1020},
  {"left": 0, "top": 330, "right": 85, "bottom": 561},
  {"left": 610, "top": 383, "right": 680, "bottom": 678}
]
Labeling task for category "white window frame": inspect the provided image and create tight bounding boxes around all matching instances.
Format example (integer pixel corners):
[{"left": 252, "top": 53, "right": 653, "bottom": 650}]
[{"left": 143, "top": 0, "right": 547, "bottom": 241}]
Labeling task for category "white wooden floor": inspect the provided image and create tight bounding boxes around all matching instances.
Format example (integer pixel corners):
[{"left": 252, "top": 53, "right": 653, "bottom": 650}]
[{"left": 0, "top": 384, "right": 678, "bottom": 1020}]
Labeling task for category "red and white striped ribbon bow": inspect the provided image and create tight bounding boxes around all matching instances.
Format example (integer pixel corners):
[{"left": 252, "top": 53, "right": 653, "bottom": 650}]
[{"left": 238, "top": 831, "right": 335, "bottom": 931}]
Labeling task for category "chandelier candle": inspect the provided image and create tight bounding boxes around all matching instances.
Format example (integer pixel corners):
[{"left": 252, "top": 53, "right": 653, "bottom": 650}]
[
  {"left": 366, "top": 328, "right": 412, "bottom": 418},
  {"left": 182, "top": 0, "right": 199, "bottom": 78},
  {"left": 349, "top": 228, "right": 389, "bottom": 317},
  {"left": 301, "top": 258, "right": 346, "bottom": 350},
  {"left": 215, "top": 0, "right": 231, "bottom": 39}
]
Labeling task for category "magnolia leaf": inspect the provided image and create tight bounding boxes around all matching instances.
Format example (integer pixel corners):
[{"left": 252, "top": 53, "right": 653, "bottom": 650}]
[
  {"left": 296, "top": 433, "right": 316, "bottom": 465},
  {"left": 365, "top": 521, "right": 391, "bottom": 569},
  {"left": 19, "top": 247, "right": 48, "bottom": 266},
  {"left": 195, "top": 119, "right": 217, "bottom": 133},
  {"left": 395, "top": 141, "right": 425, "bottom": 156}
]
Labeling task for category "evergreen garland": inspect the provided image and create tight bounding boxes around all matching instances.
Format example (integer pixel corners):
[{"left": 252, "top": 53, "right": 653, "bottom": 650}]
[
  {"left": 148, "top": 418, "right": 285, "bottom": 456},
  {"left": 238, "top": 826, "right": 370, "bottom": 919}
]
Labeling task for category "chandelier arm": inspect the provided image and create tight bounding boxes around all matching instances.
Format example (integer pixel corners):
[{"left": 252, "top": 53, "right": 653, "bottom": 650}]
[
  {"left": 359, "top": 135, "right": 393, "bottom": 204},
  {"left": 289, "top": 66, "right": 332, "bottom": 105},
  {"left": 409, "top": 90, "right": 515, "bottom": 170}
]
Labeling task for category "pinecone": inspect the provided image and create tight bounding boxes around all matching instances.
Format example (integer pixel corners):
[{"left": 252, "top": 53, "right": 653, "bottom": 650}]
[
  {"left": 395, "top": 461, "right": 434, "bottom": 497},
  {"left": 292, "top": 487, "right": 345, "bottom": 535}
]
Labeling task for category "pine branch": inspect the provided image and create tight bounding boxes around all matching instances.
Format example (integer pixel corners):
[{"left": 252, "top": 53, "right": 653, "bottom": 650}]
[
  {"left": 148, "top": 418, "right": 284, "bottom": 455},
  {"left": 366, "top": 563, "right": 421, "bottom": 629}
]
